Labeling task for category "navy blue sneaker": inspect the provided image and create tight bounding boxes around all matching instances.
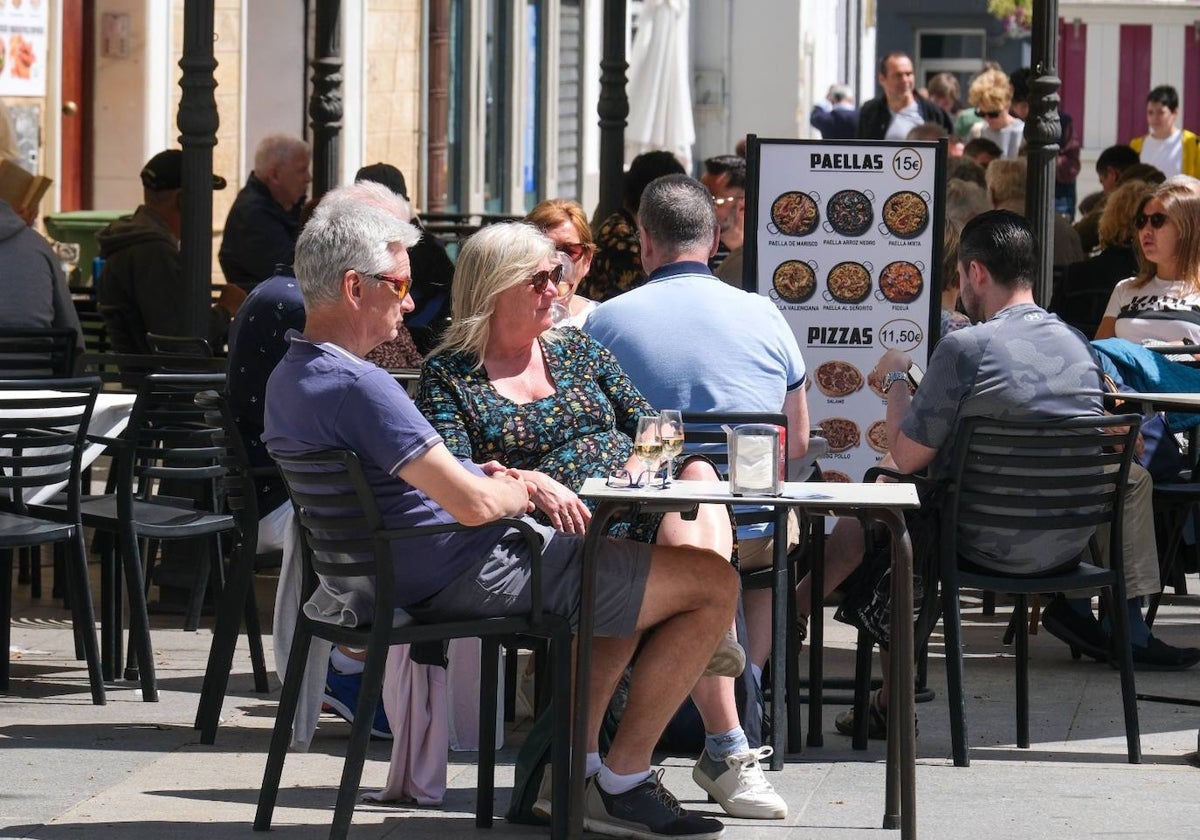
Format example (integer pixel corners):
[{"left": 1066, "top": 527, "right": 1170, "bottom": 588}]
[{"left": 322, "top": 664, "right": 392, "bottom": 740}]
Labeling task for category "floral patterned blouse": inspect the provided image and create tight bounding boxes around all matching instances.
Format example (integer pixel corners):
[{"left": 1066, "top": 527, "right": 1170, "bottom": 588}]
[
  {"left": 579, "top": 209, "right": 645, "bottom": 302},
  {"left": 418, "top": 328, "right": 652, "bottom": 493}
]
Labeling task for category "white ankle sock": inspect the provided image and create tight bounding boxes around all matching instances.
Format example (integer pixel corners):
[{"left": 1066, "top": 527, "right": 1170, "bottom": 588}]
[
  {"left": 586, "top": 752, "right": 602, "bottom": 778},
  {"left": 330, "top": 648, "right": 364, "bottom": 675},
  {"left": 598, "top": 764, "right": 652, "bottom": 795}
]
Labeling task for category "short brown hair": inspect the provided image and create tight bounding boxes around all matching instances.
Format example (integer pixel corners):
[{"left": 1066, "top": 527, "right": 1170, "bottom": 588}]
[{"left": 526, "top": 198, "right": 595, "bottom": 249}]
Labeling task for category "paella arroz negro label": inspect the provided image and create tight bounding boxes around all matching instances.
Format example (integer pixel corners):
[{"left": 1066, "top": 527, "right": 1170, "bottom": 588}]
[{"left": 752, "top": 139, "right": 941, "bottom": 485}]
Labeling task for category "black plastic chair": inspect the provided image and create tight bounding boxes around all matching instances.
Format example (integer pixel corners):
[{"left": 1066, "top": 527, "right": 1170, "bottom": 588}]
[
  {"left": 146, "top": 332, "right": 215, "bottom": 358},
  {"left": 34, "top": 373, "right": 235, "bottom": 701},
  {"left": 937, "top": 414, "right": 1142, "bottom": 766},
  {"left": 193, "top": 389, "right": 274, "bottom": 743},
  {"left": 679, "top": 412, "right": 828, "bottom": 762},
  {"left": 256, "top": 449, "right": 572, "bottom": 840},
  {"left": 0, "top": 327, "right": 78, "bottom": 378},
  {"left": 0, "top": 377, "right": 105, "bottom": 704}
]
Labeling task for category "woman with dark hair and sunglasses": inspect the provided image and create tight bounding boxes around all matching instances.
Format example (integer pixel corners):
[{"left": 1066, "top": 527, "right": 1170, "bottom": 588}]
[
  {"left": 525, "top": 198, "right": 598, "bottom": 327},
  {"left": 1096, "top": 179, "right": 1200, "bottom": 342}
]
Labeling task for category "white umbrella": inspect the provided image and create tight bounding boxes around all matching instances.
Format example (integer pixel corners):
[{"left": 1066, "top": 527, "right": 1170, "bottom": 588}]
[{"left": 624, "top": 0, "right": 695, "bottom": 171}]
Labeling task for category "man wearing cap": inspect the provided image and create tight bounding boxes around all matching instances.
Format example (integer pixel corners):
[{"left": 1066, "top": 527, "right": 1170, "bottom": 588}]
[
  {"left": 219, "top": 134, "right": 312, "bottom": 291},
  {"left": 97, "top": 148, "right": 244, "bottom": 354}
]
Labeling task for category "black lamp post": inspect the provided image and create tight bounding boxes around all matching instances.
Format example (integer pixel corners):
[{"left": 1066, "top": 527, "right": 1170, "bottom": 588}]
[
  {"left": 177, "top": 0, "right": 219, "bottom": 338},
  {"left": 597, "top": 0, "right": 629, "bottom": 221},
  {"left": 1024, "top": 0, "right": 1060, "bottom": 306},
  {"left": 310, "top": 0, "right": 343, "bottom": 200}
]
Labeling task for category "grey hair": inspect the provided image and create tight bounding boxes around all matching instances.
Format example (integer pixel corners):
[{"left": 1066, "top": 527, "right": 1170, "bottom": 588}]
[
  {"left": 433, "top": 222, "right": 556, "bottom": 367},
  {"left": 253, "top": 134, "right": 310, "bottom": 175},
  {"left": 829, "top": 83, "right": 854, "bottom": 103},
  {"left": 293, "top": 181, "right": 421, "bottom": 309},
  {"left": 637, "top": 174, "right": 717, "bottom": 256}
]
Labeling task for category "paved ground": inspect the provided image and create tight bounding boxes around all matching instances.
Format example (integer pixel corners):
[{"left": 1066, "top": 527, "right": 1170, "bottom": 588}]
[{"left": 3, "top": 569, "right": 1200, "bottom": 840}]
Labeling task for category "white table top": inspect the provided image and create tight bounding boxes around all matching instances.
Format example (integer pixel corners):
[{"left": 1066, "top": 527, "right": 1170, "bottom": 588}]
[
  {"left": 579, "top": 477, "right": 921, "bottom": 509},
  {"left": 1106, "top": 391, "right": 1200, "bottom": 411}
]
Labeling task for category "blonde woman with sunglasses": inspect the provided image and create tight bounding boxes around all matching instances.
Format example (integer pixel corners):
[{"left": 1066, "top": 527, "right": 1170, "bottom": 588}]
[{"left": 1096, "top": 180, "right": 1200, "bottom": 342}]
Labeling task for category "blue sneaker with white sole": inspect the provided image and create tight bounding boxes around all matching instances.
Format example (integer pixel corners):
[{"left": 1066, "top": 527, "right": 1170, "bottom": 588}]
[{"left": 322, "top": 664, "right": 392, "bottom": 740}]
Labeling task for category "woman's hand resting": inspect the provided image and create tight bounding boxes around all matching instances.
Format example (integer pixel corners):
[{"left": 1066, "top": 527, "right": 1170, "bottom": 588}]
[{"left": 521, "top": 470, "right": 592, "bottom": 534}]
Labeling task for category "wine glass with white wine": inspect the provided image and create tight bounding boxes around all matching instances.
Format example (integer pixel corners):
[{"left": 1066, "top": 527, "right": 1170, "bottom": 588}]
[
  {"left": 658, "top": 410, "right": 684, "bottom": 488},
  {"left": 633, "top": 415, "right": 663, "bottom": 488}
]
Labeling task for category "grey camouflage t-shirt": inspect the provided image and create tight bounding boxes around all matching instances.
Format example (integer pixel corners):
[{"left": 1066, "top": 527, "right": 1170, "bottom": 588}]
[{"left": 902, "top": 302, "right": 1105, "bottom": 573}]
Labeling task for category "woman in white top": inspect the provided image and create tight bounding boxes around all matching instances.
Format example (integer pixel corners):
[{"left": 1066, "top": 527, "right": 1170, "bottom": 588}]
[
  {"left": 525, "top": 199, "right": 598, "bottom": 328},
  {"left": 1097, "top": 180, "right": 1200, "bottom": 342},
  {"left": 967, "top": 68, "right": 1024, "bottom": 160}
]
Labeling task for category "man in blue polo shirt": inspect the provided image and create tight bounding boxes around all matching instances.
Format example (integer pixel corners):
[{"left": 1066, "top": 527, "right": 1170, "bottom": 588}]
[{"left": 262, "top": 180, "right": 740, "bottom": 840}]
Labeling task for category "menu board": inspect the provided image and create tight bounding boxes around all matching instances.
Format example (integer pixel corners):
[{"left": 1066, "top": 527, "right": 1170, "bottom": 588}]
[
  {"left": 744, "top": 137, "right": 945, "bottom": 483},
  {"left": 0, "top": 0, "right": 48, "bottom": 97}
]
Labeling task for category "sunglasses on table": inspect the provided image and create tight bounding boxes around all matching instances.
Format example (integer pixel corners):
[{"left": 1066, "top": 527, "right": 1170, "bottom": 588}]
[
  {"left": 975, "top": 108, "right": 1003, "bottom": 119},
  {"left": 1134, "top": 212, "right": 1170, "bottom": 230},
  {"left": 528, "top": 262, "right": 566, "bottom": 294},
  {"left": 557, "top": 242, "right": 594, "bottom": 263},
  {"left": 605, "top": 468, "right": 654, "bottom": 489},
  {"left": 361, "top": 271, "right": 412, "bottom": 300}
]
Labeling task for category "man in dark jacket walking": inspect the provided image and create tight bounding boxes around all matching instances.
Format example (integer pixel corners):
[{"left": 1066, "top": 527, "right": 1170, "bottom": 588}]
[
  {"left": 857, "top": 52, "right": 951, "bottom": 141},
  {"left": 97, "top": 149, "right": 240, "bottom": 354},
  {"left": 218, "top": 134, "right": 311, "bottom": 291}
]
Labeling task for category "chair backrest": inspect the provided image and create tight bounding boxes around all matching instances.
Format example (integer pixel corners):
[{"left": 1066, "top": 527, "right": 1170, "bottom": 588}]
[
  {"left": 944, "top": 413, "right": 1142, "bottom": 562},
  {"left": 0, "top": 328, "right": 79, "bottom": 378},
  {"left": 195, "top": 389, "right": 265, "bottom": 538},
  {"left": 74, "top": 303, "right": 110, "bottom": 354},
  {"left": 115, "top": 373, "right": 229, "bottom": 515},
  {"left": 147, "top": 332, "right": 215, "bottom": 358},
  {"left": 81, "top": 351, "right": 227, "bottom": 391},
  {"left": 0, "top": 377, "right": 100, "bottom": 515}
]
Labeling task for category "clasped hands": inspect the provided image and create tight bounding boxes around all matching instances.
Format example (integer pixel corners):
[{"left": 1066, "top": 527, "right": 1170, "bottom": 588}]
[{"left": 479, "top": 460, "right": 592, "bottom": 535}]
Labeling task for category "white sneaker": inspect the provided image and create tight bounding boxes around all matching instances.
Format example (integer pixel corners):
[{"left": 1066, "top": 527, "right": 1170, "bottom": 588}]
[
  {"left": 531, "top": 764, "right": 554, "bottom": 820},
  {"left": 692, "top": 746, "right": 787, "bottom": 820}
]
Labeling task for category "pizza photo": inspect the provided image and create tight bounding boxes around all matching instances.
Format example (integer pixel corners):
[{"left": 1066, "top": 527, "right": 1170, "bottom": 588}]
[
  {"left": 881, "top": 190, "right": 929, "bottom": 239},
  {"left": 866, "top": 420, "right": 890, "bottom": 453},
  {"left": 826, "top": 261, "right": 872, "bottom": 304},
  {"left": 772, "top": 259, "right": 816, "bottom": 303},
  {"left": 819, "top": 417, "right": 860, "bottom": 452},
  {"left": 820, "top": 469, "right": 852, "bottom": 483},
  {"left": 826, "top": 189, "right": 873, "bottom": 237},
  {"left": 770, "top": 191, "right": 819, "bottom": 236},
  {"left": 879, "top": 261, "right": 924, "bottom": 303},
  {"left": 815, "top": 360, "right": 863, "bottom": 398}
]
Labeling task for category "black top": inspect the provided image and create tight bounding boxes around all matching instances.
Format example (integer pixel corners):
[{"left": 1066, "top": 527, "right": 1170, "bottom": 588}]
[
  {"left": 218, "top": 173, "right": 302, "bottom": 291},
  {"left": 856, "top": 95, "right": 951, "bottom": 140}
]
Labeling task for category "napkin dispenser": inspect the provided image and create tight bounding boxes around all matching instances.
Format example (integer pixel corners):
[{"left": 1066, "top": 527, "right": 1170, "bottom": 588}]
[{"left": 726, "top": 423, "right": 784, "bottom": 496}]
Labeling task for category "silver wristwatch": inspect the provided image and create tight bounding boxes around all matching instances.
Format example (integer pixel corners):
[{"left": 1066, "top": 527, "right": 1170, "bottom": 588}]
[{"left": 882, "top": 370, "right": 909, "bottom": 391}]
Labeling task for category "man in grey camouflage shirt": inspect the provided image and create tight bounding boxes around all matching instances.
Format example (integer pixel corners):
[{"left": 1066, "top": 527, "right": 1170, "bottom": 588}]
[{"left": 820, "top": 210, "right": 1199, "bottom": 739}]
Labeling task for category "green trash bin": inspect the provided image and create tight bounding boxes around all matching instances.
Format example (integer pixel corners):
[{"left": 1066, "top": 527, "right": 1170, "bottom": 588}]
[{"left": 44, "top": 210, "right": 131, "bottom": 287}]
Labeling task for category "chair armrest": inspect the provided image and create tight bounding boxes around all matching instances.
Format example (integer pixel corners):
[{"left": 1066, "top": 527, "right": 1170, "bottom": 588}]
[
  {"left": 85, "top": 433, "right": 126, "bottom": 448},
  {"left": 788, "top": 436, "right": 829, "bottom": 481},
  {"left": 862, "top": 466, "right": 936, "bottom": 494}
]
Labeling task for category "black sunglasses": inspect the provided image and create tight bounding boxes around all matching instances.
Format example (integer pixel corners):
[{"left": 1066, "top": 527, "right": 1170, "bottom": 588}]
[
  {"left": 976, "top": 108, "right": 1002, "bottom": 119},
  {"left": 528, "top": 263, "right": 565, "bottom": 294},
  {"left": 1134, "top": 212, "right": 1170, "bottom": 230}
]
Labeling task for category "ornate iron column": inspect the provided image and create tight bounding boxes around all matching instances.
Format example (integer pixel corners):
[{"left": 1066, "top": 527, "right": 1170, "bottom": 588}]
[
  {"left": 310, "top": 0, "right": 343, "bottom": 200},
  {"left": 177, "top": 0, "right": 219, "bottom": 338},
  {"left": 1024, "top": 0, "right": 1060, "bottom": 306},
  {"left": 597, "top": 0, "right": 628, "bottom": 220}
]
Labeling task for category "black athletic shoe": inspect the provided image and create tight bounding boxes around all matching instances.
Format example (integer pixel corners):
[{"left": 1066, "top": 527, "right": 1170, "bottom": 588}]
[
  {"left": 1116, "top": 636, "right": 1200, "bottom": 671},
  {"left": 583, "top": 771, "right": 725, "bottom": 840},
  {"left": 1040, "top": 595, "right": 1110, "bottom": 662}
]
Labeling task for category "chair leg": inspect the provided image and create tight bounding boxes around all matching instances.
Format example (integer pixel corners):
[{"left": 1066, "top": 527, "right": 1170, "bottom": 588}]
[
  {"left": 942, "top": 575, "right": 970, "bottom": 768},
  {"left": 1014, "top": 595, "right": 1030, "bottom": 749},
  {"left": 255, "top": 623, "right": 316, "bottom": 832},
  {"left": 245, "top": 584, "right": 270, "bottom": 693},
  {"left": 118, "top": 526, "right": 158, "bottom": 701},
  {"left": 65, "top": 531, "right": 106, "bottom": 705},
  {"left": 806, "top": 516, "right": 826, "bottom": 749},
  {"left": 851, "top": 628, "right": 873, "bottom": 750},
  {"left": 981, "top": 590, "right": 995, "bottom": 616},
  {"left": 1104, "top": 586, "right": 1142, "bottom": 764},
  {"left": 503, "top": 640, "right": 518, "bottom": 723},
  {"left": 195, "top": 540, "right": 258, "bottom": 741},
  {"left": 477, "top": 637, "right": 500, "bottom": 828},
  {"left": 548, "top": 629, "right": 571, "bottom": 840},
  {"left": 1, "top": 550, "right": 11, "bottom": 691},
  {"left": 99, "top": 539, "right": 119, "bottom": 682},
  {"left": 329, "top": 637, "right": 389, "bottom": 840}
]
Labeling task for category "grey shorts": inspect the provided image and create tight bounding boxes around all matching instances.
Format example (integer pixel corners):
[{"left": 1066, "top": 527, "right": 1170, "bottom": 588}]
[{"left": 404, "top": 521, "right": 652, "bottom": 638}]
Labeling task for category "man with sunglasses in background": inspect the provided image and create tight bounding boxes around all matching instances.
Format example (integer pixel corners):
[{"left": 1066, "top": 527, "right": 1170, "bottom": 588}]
[
  {"left": 857, "top": 51, "right": 952, "bottom": 141},
  {"left": 700, "top": 154, "right": 748, "bottom": 286},
  {"left": 263, "top": 179, "right": 744, "bottom": 840}
]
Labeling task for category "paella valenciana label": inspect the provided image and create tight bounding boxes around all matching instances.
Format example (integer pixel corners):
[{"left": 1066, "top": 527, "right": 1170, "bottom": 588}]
[{"left": 746, "top": 137, "right": 944, "bottom": 484}]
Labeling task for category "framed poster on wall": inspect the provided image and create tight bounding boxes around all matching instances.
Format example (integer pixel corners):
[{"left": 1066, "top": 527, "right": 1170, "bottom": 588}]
[
  {"left": 0, "top": 0, "right": 49, "bottom": 97},
  {"left": 744, "top": 137, "right": 946, "bottom": 482}
]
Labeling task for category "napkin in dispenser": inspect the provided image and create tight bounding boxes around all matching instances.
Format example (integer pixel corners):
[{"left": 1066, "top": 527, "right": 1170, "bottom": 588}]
[{"left": 726, "top": 423, "right": 783, "bottom": 496}]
